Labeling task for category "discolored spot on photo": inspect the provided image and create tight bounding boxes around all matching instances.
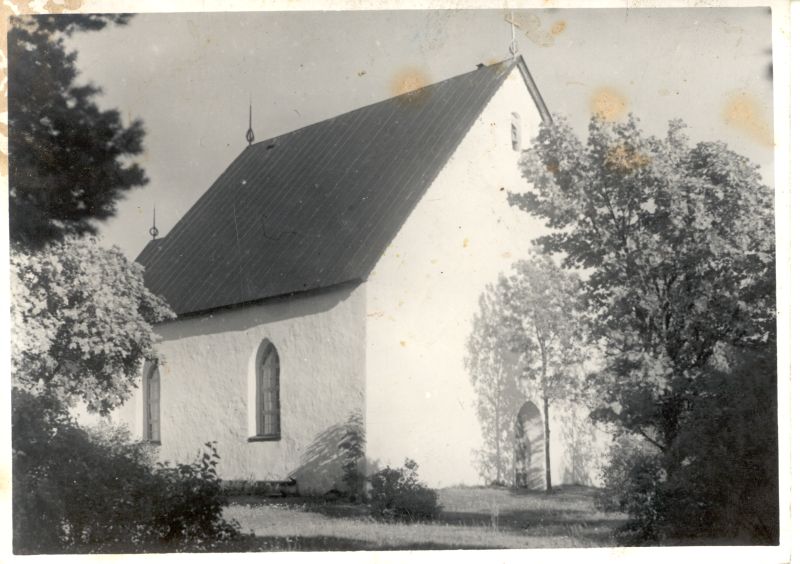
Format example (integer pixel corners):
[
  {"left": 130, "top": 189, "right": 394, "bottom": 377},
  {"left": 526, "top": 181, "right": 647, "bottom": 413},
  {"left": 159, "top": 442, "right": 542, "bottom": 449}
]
[
  {"left": 723, "top": 91, "right": 773, "bottom": 147},
  {"left": 590, "top": 88, "right": 628, "bottom": 121},
  {"left": 390, "top": 67, "right": 432, "bottom": 106},
  {"left": 504, "top": 12, "right": 565, "bottom": 48}
]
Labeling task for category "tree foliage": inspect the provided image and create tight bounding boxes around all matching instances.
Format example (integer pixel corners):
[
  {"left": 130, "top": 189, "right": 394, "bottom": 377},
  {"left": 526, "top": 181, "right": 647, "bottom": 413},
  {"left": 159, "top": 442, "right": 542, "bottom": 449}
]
[
  {"left": 8, "top": 14, "right": 147, "bottom": 249},
  {"left": 7, "top": 14, "right": 247, "bottom": 553},
  {"left": 597, "top": 345, "right": 778, "bottom": 544},
  {"left": 664, "top": 344, "right": 778, "bottom": 543},
  {"left": 499, "top": 250, "right": 587, "bottom": 403},
  {"left": 466, "top": 250, "right": 587, "bottom": 488},
  {"left": 11, "top": 237, "right": 174, "bottom": 414},
  {"left": 511, "top": 114, "right": 775, "bottom": 450},
  {"left": 465, "top": 286, "right": 526, "bottom": 485},
  {"left": 513, "top": 114, "right": 777, "bottom": 542},
  {"left": 498, "top": 250, "right": 587, "bottom": 490}
]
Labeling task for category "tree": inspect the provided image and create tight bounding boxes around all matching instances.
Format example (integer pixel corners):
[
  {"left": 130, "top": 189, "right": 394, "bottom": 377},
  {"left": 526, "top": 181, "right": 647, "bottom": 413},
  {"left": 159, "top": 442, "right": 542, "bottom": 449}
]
[
  {"left": 498, "top": 249, "right": 587, "bottom": 491},
  {"left": 10, "top": 237, "right": 175, "bottom": 414},
  {"left": 6, "top": 13, "right": 170, "bottom": 413},
  {"left": 465, "top": 285, "right": 526, "bottom": 485},
  {"left": 511, "top": 114, "right": 775, "bottom": 455},
  {"left": 8, "top": 14, "right": 147, "bottom": 249},
  {"left": 466, "top": 251, "right": 586, "bottom": 489},
  {"left": 510, "top": 114, "right": 777, "bottom": 541},
  {"left": 7, "top": 15, "right": 245, "bottom": 552}
]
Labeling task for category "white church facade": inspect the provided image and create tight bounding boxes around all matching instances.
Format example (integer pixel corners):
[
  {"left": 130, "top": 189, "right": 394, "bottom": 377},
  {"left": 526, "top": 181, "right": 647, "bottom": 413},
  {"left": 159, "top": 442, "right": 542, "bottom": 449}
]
[{"left": 115, "top": 56, "right": 605, "bottom": 494}]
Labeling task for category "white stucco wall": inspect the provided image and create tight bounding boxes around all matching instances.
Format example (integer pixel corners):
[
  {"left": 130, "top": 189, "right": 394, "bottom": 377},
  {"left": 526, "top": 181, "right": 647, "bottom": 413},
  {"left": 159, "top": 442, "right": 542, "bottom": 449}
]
[
  {"left": 115, "top": 281, "right": 366, "bottom": 495},
  {"left": 364, "top": 66, "right": 605, "bottom": 487}
]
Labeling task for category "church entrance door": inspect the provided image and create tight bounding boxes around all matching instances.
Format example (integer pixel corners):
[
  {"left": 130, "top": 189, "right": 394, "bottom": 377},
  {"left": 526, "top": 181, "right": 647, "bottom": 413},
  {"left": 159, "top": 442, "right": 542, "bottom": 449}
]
[{"left": 513, "top": 401, "right": 545, "bottom": 489}]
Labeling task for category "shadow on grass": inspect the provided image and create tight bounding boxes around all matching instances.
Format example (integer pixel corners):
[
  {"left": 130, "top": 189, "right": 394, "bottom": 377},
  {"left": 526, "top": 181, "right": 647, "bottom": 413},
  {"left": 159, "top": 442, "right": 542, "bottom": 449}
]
[
  {"left": 507, "top": 484, "right": 598, "bottom": 498},
  {"left": 437, "top": 508, "right": 627, "bottom": 542},
  {"left": 436, "top": 484, "right": 625, "bottom": 537},
  {"left": 236, "top": 536, "right": 495, "bottom": 551},
  {"left": 438, "top": 507, "right": 584, "bottom": 527},
  {"left": 227, "top": 495, "right": 370, "bottom": 518}
]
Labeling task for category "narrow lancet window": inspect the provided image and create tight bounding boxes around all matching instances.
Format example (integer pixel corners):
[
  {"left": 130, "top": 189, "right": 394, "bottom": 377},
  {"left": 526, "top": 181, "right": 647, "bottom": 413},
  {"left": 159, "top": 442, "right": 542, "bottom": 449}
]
[
  {"left": 143, "top": 362, "right": 161, "bottom": 442},
  {"left": 511, "top": 112, "right": 521, "bottom": 151},
  {"left": 256, "top": 341, "right": 281, "bottom": 438}
]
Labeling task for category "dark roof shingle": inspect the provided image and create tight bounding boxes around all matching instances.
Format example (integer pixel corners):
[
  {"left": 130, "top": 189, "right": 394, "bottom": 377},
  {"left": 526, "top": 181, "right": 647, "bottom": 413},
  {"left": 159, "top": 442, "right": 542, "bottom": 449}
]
[{"left": 137, "top": 57, "right": 548, "bottom": 316}]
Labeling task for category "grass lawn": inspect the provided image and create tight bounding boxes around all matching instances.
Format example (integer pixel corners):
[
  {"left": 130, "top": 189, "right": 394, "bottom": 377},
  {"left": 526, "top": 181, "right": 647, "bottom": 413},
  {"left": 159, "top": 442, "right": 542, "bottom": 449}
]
[{"left": 223, "top": 485, "right": 627, "bottom": 551}]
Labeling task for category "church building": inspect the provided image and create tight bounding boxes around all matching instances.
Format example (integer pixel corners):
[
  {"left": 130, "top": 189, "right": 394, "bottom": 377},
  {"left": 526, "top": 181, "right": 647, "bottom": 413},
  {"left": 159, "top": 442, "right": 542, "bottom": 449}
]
[{"left": 115, "top": 56, "right": 604, "bottom": 493}]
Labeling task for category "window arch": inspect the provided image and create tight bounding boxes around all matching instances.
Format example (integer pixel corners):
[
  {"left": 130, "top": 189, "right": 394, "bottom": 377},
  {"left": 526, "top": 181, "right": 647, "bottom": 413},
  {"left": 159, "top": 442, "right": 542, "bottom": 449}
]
[
  {"left": 254, "top": 340, "right": 281, "bottom": 439},
  {"left": 511, "top": 112, "right": 521, "bottom": 151},
  {"left": 143, "top": 362, "right": 161, "bottom": 443}
]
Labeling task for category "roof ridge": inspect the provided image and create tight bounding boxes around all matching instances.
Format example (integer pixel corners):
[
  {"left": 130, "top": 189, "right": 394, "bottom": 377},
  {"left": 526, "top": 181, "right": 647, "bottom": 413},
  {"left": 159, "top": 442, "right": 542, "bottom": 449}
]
[{"left": 248, "top": 58, "right": 518, "bottom": 149}]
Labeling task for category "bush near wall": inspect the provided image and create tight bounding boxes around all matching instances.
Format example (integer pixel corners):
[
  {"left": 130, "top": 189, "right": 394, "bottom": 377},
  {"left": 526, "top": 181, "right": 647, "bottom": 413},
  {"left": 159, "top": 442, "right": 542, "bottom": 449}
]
[
  {"left": 12, "top": 389, "right": 241, "bottom": 554},
  {"left": 339, "top": 411, "right": 367, "bottom": 502},
  {"left": 369, "top": 459, "right": 441, "bottom": 521}
]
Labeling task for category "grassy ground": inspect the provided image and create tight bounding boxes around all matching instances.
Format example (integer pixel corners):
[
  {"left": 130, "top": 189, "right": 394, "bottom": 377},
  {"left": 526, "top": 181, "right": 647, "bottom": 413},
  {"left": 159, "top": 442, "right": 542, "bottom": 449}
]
[{"left": 223, "top": 485, "right": 627, "bottom": 551}]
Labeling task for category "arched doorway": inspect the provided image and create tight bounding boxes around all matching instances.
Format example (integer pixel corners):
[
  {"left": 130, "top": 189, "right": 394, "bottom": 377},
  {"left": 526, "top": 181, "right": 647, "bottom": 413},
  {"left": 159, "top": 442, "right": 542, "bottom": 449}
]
[{"left": 514, "top": 401, "right": 545, "bottom": 489}]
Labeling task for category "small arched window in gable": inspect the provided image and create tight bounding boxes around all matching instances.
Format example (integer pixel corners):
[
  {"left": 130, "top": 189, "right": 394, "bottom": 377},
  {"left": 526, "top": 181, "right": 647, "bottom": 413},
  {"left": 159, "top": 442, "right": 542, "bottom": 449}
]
[
  {"left": 143, "top": 362, "right": 161, "bottom": 443},
  {"left": 255, "top": 341, "right": 281, "bottom": 439},
  {"left": 511, "top": 112, "right": 521, "bottom": 152}
]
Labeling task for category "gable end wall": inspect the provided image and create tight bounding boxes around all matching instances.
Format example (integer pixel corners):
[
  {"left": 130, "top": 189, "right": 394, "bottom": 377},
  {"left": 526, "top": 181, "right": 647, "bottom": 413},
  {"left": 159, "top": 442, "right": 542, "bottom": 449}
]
[{"left": 364, "top": 67, "right": 603, "bottom": 487}]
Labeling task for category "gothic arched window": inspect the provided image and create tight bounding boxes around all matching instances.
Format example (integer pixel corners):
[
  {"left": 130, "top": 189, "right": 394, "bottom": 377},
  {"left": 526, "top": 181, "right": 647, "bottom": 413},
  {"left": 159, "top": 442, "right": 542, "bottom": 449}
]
[
  {"left": 255, "top": 341, "right": 281, "bottom": 439},
  {"left": 143, "top": 362, "right": 161, "bottom": 443}
]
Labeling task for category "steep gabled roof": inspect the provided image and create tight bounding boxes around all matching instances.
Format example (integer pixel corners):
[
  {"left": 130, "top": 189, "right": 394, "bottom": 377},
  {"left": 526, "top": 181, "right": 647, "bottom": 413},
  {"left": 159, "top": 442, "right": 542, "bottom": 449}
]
[{"left": 137, "top": 56, "right": 550, "bottom": 316}]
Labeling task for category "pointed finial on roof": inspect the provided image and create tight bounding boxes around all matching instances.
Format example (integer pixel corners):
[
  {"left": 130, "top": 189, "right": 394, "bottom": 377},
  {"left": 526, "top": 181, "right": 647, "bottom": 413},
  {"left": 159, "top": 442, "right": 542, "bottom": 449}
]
[
  {"left": 246, "top": 96, "right": 255, "bottom": 146},
  {"left": 149, "top": 206, "right": 159, "bottom": 240},
  {"left": 508, "top": 11, "right": 519, "bottom": 57}
]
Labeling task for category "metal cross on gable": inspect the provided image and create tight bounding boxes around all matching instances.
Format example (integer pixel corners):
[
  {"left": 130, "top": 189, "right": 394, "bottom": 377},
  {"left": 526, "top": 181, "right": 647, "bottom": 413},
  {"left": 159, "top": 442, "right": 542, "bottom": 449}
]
[{"left": 508, "top": 11, "right": 519, "bottom": 57}]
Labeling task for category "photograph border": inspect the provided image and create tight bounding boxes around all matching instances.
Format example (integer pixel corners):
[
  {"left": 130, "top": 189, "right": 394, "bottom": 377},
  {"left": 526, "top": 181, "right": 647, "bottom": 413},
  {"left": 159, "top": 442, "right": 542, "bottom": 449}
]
[{"left": 0, "top": 1, "right": 793, "bottom": 562}]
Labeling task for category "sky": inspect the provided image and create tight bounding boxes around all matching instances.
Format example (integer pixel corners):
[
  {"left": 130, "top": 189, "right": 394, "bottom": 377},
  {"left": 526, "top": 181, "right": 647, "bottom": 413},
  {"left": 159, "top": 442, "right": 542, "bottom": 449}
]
[{"left": 64, "top": 8, "right": 774, "bottom": 259}]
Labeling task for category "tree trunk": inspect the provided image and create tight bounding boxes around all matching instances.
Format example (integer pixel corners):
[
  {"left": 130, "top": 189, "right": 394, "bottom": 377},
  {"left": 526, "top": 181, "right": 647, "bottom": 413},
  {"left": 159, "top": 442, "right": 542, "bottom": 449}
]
[
  {"left": 495, "top": 379, "right": 501, "bottom": 484},
  {"left": 537, "top": 337, "right": 552, "bottom": 493},
  {"left": 544, "top": 394, "right": 552, "bottom": 492}
]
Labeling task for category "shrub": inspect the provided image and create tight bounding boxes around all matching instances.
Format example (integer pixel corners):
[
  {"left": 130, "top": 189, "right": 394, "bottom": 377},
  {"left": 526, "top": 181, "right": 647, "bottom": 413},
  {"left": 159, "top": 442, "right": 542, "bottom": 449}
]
[
  {"left": 664, "top": 345, "right": 779, "bottom": 544},
  {"left": 149, "top": 454, "right": 241, "bottom": 550},
  {"left": 596, "top": 434, "right": 666, "bottom": 544},
  {"left": 369, "top": 459, "right": 441, "bottom": 521},
  {"left": 597, "top": 345, "right": 779, "bottom": 545},
  {"left": 338, "top": 411, "right": 366, "bottom": 502},
  {"left": 12, "top": 389, "right": 241, "bottom": 554}
]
